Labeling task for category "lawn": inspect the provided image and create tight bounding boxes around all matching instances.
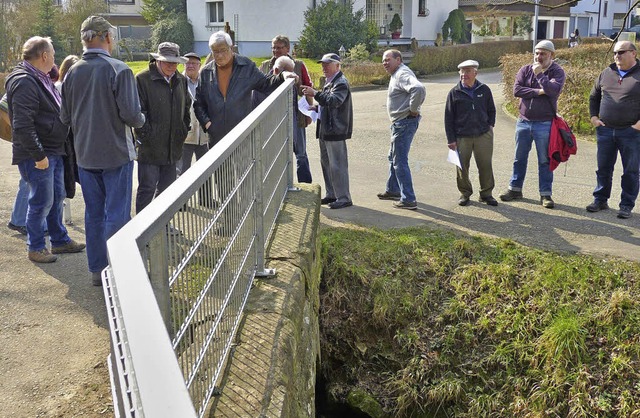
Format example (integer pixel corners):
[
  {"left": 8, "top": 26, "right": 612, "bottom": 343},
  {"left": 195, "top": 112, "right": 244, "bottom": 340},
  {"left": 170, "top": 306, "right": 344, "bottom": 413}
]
[{"left": 318, "top": 225, "right": 640, "bottom": 417}]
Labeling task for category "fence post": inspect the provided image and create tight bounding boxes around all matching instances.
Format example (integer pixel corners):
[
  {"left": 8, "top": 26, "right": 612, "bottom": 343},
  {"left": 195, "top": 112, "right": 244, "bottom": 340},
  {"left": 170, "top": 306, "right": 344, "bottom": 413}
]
[
  {"left": 147, "top": 230, "right": 173, "bottom": 337},
  {"left": 286, "top": 85, "right": 296, "bottom": 190}
]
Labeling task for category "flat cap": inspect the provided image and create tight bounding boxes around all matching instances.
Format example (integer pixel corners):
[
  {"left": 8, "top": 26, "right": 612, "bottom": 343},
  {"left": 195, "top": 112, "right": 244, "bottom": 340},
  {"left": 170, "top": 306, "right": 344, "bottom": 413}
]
[
  {"left": 458, "top": 59, "right": 479, "bottom": 69},
  {"left": 534, "top": 40, "right": 555, "bottom": 52},
  {"left": 317, "top": 53, "right": 341, "bottom": 63},
  {"left": 81, "top": 15, "right": 115, "bottom": 33}
]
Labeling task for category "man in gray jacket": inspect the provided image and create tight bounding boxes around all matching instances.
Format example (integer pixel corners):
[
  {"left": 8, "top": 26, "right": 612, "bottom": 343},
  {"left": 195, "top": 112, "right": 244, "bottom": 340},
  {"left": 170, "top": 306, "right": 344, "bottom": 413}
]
[{"left": 60, "top": 15, "right": 145, "bottom": 286}]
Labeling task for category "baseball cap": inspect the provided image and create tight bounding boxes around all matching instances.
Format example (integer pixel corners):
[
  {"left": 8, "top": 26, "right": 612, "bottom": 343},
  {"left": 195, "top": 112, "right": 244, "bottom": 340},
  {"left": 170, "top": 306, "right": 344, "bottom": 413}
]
[
  {"left": 81, "top": 15, "right": 115, "bottom": 33},
  {"left": 317, "top": 53, "right": 341, "bottom": 63}
]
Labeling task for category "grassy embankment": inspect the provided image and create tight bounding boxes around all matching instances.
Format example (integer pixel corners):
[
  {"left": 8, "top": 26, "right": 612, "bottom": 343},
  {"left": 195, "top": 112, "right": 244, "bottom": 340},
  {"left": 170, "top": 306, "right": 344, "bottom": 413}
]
[{"left": 319, "top": 226, "right": 640, "bottom": 417}]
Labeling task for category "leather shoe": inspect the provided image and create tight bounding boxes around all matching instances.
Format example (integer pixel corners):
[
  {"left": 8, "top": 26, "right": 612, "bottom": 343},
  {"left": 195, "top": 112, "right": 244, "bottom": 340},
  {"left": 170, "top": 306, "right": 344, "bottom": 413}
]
[
  {"left": 377, "top": 191, "right": 401, "bottom": 201},
  {"left": 91, "top": 271, "right": 103, "bottom": 287},
  {"left": 28, "top": 248, "right": 57, "bottom": 263},
  {"left": 7, "top": 222, "right": 27, "bottom": 235},
  {"left": 479, "top": 196, "right": 498, "bottom": 206},
  {"left": 586, "top": 200, "right": 608, "bottom": 212},
  {"left": 51, "top": 239, "right": 86, "bottom": 254},
  {"left": 329, "top": 200, "right": 353, "bottom": 209},
  {"left": 321, "top": 197, "right": 337, "bottom": 205},
  {"left": 458, "top": 195, "right": 470, "bottom": 206}
]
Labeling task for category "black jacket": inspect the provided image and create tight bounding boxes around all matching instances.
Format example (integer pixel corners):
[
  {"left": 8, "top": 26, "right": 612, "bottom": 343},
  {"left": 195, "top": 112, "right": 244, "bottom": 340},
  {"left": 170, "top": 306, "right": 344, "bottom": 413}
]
[
  {"left": 315, "top": 71, "right": 353, "bottom": 141},
  {"left": 194, "top": 54, "right": 283, "bottom": 147},
  {"left": 134, "top": 61, "right": 191, "bottom": 165},
  {"left": 589, "top": 60, "right": 640, "bottom": 128},
  {"left": 5, "top": 62, "right": 69, "bottom": 164},
  {"left": 444, "top": 80, "right": 496, "bottom": 143}
]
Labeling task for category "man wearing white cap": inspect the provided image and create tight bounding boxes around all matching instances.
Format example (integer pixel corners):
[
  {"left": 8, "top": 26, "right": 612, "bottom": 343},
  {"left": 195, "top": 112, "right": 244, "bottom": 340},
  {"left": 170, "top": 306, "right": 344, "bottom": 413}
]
[
  {"left": 445, "top": 60, "right": 497, "bottom": 207},
  {"left": 499, "top": 40, "right": 565, "bottom": 209},
  {"left": 134, "top": 42, "right": 191, "bottom": 213}
]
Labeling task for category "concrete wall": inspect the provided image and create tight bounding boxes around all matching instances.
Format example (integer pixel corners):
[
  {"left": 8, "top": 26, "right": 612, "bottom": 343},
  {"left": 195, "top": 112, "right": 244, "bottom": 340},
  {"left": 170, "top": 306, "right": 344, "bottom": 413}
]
[{"left": 208, "top": 184, "right": 322, "bottom": 417}]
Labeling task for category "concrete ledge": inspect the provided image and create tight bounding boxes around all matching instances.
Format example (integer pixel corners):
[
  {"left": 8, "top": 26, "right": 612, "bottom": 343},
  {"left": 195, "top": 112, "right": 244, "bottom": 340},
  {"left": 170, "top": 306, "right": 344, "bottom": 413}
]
[{"left": 209, "top": 184, "right": 321, "bottom": 417}]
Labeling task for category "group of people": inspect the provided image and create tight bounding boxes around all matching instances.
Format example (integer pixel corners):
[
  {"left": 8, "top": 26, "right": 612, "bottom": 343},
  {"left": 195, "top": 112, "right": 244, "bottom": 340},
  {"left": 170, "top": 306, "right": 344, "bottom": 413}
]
[
  {"left": 442, "top": 38, "right": 640, "bottom": 221},
  {"left": 6, "top": 15, "right": 640, "bottom": 286}
]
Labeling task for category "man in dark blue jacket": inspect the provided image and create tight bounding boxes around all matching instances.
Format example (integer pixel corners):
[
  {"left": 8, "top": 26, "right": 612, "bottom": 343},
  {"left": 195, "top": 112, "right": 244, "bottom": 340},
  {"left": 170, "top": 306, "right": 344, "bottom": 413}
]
[
  {"left": 445, "top": 60, "right": 497, "bottom": 207},
  {"left": 302, "top": 53, "right": 353, "bottom": 209},
  {"left": 194, "top": 31, "right": 293, "bottom": 148},
  {"left": 6, "top": 36, "right": 85, "bottom": 263}
]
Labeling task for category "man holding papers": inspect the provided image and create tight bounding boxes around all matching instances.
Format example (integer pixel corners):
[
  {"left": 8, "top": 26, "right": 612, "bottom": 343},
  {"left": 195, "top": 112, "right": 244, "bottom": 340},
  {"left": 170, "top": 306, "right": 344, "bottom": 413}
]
[{"left": 444, "top": 59, "right": 497, "bottom": 207}]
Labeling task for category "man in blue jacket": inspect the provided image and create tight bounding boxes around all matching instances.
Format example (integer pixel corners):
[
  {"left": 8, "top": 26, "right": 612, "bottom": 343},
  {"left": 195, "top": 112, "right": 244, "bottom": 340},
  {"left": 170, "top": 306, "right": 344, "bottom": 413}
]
[
  {"left": 194, "top": 31, "right": 294, "bottom": 148},
  {"left": 6, "top": 36, "right": 85, "bottom": 263},
  {"left": 61, "top": 16, "right": 145, "bottom": 285},
  {"left": 500, "top": 40, "right": 565, "bottom": 209},
  {"left": 445, "top": 60, "right": 497, "bottom": 207}
]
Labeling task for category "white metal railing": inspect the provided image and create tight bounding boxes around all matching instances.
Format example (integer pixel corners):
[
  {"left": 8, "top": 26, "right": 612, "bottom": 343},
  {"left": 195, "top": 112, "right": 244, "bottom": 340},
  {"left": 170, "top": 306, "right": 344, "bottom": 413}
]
[{"left": 103, "top": 79, "right": 295, "bottom": 417}]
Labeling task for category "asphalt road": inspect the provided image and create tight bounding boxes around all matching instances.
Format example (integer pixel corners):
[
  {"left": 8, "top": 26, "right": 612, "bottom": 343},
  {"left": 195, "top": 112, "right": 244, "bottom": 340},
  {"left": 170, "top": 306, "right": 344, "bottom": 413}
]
[{"left": 306, "top": 69, "right": 640, "bottom": 262}]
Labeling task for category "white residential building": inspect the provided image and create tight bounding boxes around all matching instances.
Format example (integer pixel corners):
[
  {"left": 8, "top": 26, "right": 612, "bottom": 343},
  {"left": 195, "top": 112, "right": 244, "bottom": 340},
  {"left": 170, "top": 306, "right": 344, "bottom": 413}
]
[
  {"left": 570, "top": 0, "right": 635, "bottom": 37},
  {"left": 186, "top": 0, "right": 458, "bottom": 57}
]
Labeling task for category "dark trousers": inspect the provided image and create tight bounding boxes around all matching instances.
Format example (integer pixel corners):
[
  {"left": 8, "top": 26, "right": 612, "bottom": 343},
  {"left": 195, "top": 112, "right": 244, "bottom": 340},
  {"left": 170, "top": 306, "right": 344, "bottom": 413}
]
[{"left": 136, "top": 162, "right": 177, "bottom": 213}]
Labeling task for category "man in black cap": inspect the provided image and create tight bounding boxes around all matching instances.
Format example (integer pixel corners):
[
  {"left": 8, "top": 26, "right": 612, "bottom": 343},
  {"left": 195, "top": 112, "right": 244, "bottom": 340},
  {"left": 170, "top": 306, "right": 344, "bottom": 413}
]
[
  {"left": 61, "top": 15, "right": 145, "bottom": 285},
  {"left": 302, "top": 53, "right": 353, "bottom": 209},
  {"left": 179, "top": 52, "right": 207, "bottom": 175},
  {"left": 134, "top": 42, "right": 190, "bottom": 213}
]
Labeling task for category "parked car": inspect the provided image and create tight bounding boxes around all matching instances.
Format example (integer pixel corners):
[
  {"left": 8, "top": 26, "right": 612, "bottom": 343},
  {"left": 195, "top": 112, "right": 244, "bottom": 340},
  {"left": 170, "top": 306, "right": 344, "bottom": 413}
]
[{"left": 610, "top": 25, "right": 640, "bottom": 40}]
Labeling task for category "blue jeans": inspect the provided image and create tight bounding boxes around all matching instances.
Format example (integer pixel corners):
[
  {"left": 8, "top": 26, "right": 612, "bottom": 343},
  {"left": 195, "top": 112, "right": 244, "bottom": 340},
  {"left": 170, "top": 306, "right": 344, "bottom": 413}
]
[
  {"left": 79, "top": 161, "right": 133, "bottom": 273},
  {"left": 509, "top": 119, "right": 553, "bottom": 196},
  {"left": 386, "top": 117, "right": 419, "bottom": 203},
  {"left": 18, "top": 156, "right": 70, "bottom": 252},
  {"left": 294, "top": 125, "right": 312, "bottom": 183},
  {"left": 593, "top": 126, "right": 640, "bottom": 209},
  {"left": 10, "top": 177, "right": 29, "bottom": 227}
]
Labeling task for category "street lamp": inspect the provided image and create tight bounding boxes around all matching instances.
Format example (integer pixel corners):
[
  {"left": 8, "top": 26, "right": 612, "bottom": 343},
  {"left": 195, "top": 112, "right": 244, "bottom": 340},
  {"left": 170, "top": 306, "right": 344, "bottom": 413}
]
[{"left": 338, "top": 45, "right": 346, "bottom": 59}]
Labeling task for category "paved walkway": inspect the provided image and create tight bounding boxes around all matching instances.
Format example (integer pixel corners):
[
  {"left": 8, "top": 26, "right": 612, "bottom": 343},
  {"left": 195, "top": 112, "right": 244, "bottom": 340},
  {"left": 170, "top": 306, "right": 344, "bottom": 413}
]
[
  {"left": 1, "top": 68, "right": 639, "bottom": 417},
  {"left": 307, "top": 70, "right": 640, "bottom": 262}
]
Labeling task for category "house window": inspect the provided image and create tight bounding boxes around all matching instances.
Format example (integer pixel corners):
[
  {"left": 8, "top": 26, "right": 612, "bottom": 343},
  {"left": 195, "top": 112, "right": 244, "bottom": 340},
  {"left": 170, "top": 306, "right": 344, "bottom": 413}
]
[
  {"left": 208, "top": 1, "right": 224, "bottom": 24},
  {"left": 418, "top": 0, "right": 426, "bottom": 16},
  {"left": 603, "top": 1, "right": 608, "bottom": 18}
]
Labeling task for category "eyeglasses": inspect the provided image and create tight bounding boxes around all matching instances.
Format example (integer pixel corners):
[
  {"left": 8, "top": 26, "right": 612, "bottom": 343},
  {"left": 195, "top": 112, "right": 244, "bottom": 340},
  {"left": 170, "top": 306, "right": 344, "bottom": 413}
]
[
  {"left": 212, "top": 47, "right": 230, "bottom": 56},
  {"left": 185, "top": 62, "right": 201, "bottom": 66},
  {"left": 614, "top": 50, "right": 631, "bottom": 56}
]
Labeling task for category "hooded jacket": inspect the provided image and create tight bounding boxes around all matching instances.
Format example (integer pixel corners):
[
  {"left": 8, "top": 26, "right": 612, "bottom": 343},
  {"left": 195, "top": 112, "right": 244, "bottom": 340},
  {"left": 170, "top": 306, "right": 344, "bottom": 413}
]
[
  {"left": 134, "top": 61, "right": 191, "bottom": 165},
  {"left": 6, "top": 62, "right": 69, "bottom": 164},
  {"left": 194, "top": 54, "right": 284, "bottom": 147},
  {"left": 444, "top": 80, "right": 496, "bottom": 143}
]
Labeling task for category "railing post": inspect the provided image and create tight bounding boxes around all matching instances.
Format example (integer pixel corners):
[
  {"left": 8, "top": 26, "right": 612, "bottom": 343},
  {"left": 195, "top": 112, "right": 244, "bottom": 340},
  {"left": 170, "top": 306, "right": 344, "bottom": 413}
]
[
  {"left": 254, "top": 110, "right": 276, "bottom": 278},
  {"left": 287, "top": 85, "right": 296, "bottom": 190},
  {"left": 148, "top": 231, "right": 173, "bottom": 337}
]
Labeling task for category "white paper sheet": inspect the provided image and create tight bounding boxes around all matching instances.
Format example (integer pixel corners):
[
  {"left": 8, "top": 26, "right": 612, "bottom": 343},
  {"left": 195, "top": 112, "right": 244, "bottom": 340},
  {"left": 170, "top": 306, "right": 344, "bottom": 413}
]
[
  {"left": 447, "top": 149, "right": 462, "bottom": 169},
  {"left": 298, "top": 96, "right": 318, "bottom": 123}
]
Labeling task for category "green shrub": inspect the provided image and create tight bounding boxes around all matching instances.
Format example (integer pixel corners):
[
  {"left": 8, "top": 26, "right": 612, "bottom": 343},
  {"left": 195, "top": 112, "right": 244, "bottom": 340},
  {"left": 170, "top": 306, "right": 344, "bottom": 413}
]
[
  {"left": 150, "top": 12, "right": 194, "bottom": 58},
  {"left": 348, "top": 43, "right": 370, "bottom": 61},
  {"left": 411, "top": 40, "right": 531, "bottom": 76}
]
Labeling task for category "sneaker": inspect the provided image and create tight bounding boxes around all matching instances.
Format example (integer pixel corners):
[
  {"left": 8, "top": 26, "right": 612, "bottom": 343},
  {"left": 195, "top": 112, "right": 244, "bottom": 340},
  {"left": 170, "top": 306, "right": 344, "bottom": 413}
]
[
  {"left": 51, "top": 239, "right": 86, "bottom": 254},
  {"left": 7, "top": 222, "right": 27, "bottom": 235},
  {"left": 479, "top": 196, "right": 498, "bottom": 206},
  {"left": 458, "top": 195, "right": 470, "bottom": 206},
  {"left": 393, "top": 201, "right": 418, "bottom": 210},
  {"left": 91, "top": 271, "right": 103, "bottom": 287},
  {"left": 617, "top": 207, "right": 632, "bottom": 219},
  {"left": 541, "top": 195, "right": 555, "bottom": 209},
  {"left": 499, "top": 190, "right": 523, "bottom": 202},
  {"left": 586, "top": 200, "right": 609, "bottom": 212},
  {"left": 377, "top": 191, "right": 401, "bottom": 201},
  {"left": 320, "top": 197, "right": 337, "bottom": 205},
  {"left": 28, "top": 248, "right": 57, "bottom": 263}
]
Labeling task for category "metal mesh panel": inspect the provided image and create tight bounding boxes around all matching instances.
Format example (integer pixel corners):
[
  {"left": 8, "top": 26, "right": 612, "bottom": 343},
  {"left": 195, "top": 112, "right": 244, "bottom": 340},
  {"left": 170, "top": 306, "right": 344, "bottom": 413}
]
[{"left": 105, "top": 80, "right": 295, "bottom": 417}]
